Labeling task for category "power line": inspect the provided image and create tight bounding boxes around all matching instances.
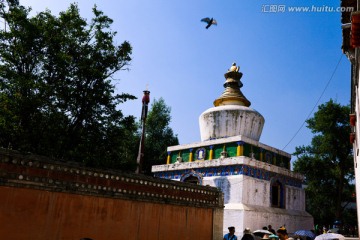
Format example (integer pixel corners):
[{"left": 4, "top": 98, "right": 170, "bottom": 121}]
[{"left": 282, "top": 54, "right": 344, "bottom": 151}]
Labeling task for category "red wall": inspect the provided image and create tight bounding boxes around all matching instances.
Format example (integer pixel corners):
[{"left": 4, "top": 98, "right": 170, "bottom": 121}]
[{"left": 0, "top": 186, "right": 214, "bottom": 240}]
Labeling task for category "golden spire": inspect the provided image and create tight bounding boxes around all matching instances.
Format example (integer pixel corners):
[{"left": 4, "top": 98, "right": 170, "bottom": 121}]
[{"left": 213, "top": 63, "right": 251, "bottom": 107}]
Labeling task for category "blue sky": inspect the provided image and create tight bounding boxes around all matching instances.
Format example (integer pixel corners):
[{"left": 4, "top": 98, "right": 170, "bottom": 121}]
[{"left": 20, "top": 0, "right": 351, "bottom": 165}]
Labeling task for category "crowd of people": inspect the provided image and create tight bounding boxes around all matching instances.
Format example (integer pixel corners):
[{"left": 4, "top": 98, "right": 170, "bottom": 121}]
[
  {"left": 223, "top": 225, "right": 296, "bottom": 240},
  {"left": 314, "top": 224, "right": 358, "bottom": 237},
  {"left": 224, "top": 223, "right": 359, "bottom": 240}
]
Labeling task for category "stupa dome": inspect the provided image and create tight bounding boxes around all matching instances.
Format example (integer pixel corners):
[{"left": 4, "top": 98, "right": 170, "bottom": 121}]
[{"left": 199, "top": 63, "right": 265, "bottom": 141}]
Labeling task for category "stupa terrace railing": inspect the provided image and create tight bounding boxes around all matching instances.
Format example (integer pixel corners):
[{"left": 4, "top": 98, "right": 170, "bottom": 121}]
[{"left": 166, "top": 136, "right": 291, "bottom": 170}]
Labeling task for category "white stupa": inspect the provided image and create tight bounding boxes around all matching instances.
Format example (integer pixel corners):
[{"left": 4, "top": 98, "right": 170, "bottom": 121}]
[{"left": 152, "top": 63, "right": 313, "bottom": 236}]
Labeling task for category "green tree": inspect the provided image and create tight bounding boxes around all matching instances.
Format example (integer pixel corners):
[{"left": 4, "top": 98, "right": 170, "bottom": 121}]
[
  {"left": 142, "top": 98, "right": 179, "bottom": 175},
  {"left": 293, "top": 99, "right": 355, "bottom": 226},
  {"left": 0, "top": 1, "right": 138, "bottom": 170}
]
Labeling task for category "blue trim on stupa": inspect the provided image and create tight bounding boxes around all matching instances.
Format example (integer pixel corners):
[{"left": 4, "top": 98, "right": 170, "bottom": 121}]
[{"left": 153, "top": 164, "right": 302, "bottom": 188}]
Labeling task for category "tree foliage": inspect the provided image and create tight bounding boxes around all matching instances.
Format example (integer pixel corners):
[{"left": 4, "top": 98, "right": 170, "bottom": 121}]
[
  {"left": 0, "top": 1, "right": 138, "bottom": 170},
  {"left": 293, "top": 99, "right": 355, "bottom": 226},
  {"left": 142, "top": 98, "right": 179, "bottom": 175}
]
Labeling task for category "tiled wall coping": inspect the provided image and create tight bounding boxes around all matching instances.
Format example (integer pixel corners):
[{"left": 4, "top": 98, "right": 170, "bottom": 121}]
[{"left": 0, "top": 148, "right": 224, "bottom": 209}]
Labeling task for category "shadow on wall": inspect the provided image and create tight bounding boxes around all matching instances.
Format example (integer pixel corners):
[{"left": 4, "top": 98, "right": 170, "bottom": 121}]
[{"left": 214, "top": 177, "right": 230, "bottom": 204}]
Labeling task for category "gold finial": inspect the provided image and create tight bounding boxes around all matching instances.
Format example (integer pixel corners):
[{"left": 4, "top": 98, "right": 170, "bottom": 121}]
[{"left": 228, "top": 62, "right": 240, "bottom": 72}]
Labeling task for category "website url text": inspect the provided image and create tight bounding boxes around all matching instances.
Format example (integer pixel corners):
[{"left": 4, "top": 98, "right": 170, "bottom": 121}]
[{"left": 261, "top": 5, "right": 354, "bottom": 13}]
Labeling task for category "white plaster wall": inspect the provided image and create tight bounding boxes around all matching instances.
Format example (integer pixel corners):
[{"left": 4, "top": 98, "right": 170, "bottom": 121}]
[
  {"left": 208, "top": 176, "right": 299, "bottom": 208},
  {"left": 203, "top": 175, "right": 269, "bottom": 206},
  {"left": 203, "top": 176, "right": 244, "bottom": 204},
  {"left": 241, "top": 208, "right": 313, "bottom": 234},
  {"left": 222, "top": 205, "right": 314, "bottom": 237},
  {"left": 199, "top": 105, "right": 265, "bottom": 141},
  {"left": 286, "top": 186, "right": 305, "bottom": 211},
  {"left": 204, "top": 174, "right": 305, "bottom": 210},
  {"left": 223, "top": 209, "right": 245, "bottom": 237},
  {"left": 241, "top": 177, "right": 269, "bottom": 206},
  {"left": 204, "top": 174, "right": 313, "bottom": 237}
]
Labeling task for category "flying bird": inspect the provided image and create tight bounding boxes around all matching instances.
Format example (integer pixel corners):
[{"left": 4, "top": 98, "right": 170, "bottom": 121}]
[{"left": 201, "top": 17, "right": 217, "bottom": 29}]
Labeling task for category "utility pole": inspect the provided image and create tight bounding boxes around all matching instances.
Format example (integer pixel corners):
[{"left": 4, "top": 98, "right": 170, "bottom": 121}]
[{"left": 135, "top": 89, "right": 150, "bottom": 174}]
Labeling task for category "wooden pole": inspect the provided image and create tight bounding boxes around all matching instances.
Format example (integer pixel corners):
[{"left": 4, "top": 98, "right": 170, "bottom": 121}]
[{"left": 135, "top": 90, "right": 150, "bottom": 174}]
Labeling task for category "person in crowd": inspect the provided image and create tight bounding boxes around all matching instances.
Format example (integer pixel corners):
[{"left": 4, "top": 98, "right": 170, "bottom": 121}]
[
  {"left": 268, "top": 225, "right": 276, "bottom": 234},
  {"left": 277, "top": 226, "right": 289, "bottom": 240},
  {"left": 224, "top": 226, "right": 238, "bottom": 240},
  {"left": 242, "top": 227, "right": 255, "bottom": 240}
]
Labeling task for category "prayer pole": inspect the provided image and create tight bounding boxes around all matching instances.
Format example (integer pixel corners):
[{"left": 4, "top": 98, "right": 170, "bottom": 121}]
[{"left": 135, "top": 89, "right": 150, "bottom": 174}]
